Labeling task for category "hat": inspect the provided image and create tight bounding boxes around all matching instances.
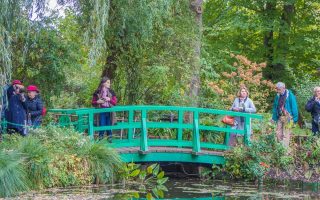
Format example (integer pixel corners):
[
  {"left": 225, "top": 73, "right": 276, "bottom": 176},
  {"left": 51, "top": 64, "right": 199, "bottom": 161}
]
[
  {"left": 27, "top": 85, "right": 39, "bottom": 92},
  {"left": 12, "top": 80, "right": 22, "bottom": 85}
]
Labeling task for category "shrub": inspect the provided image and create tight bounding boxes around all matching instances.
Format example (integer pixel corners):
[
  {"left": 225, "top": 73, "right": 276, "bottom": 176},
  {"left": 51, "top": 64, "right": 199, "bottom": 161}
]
[
  {"left": 0, "top": 126, "right": 123, "bottom": 197},
  {"left": 207, "top": 54, "right": 275, "bottom": 112}
]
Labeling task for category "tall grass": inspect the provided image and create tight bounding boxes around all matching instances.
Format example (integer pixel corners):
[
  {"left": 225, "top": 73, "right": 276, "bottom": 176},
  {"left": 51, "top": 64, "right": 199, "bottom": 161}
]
[
  {"left": 0, "top": 126, "right": 123, "bottom": 197},
  {"left": 0, "top": 150, "right": 29, "bottom": 197}
]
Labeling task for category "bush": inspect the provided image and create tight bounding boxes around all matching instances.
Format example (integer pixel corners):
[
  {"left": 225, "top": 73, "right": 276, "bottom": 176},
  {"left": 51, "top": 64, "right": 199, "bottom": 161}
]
[
  {"left": 207, "top": 54, "right": 275, "bottom": 112},
  {"left": 0, "top": 126, "right": 122, "bottom": 197}
]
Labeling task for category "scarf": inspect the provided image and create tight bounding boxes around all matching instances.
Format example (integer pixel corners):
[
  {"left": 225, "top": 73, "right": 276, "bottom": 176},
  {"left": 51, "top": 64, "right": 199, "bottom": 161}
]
[
  {"left": 277, "top": 90, "right": 287, "bottom": 116},
  {"left": 100, "top": 87, "right": 111, "bottom": 108}
]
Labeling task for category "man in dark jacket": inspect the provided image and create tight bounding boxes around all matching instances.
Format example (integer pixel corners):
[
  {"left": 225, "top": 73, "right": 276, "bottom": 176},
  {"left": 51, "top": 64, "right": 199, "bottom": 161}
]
[
  {"left": 25, "top": 85, "right": 43, "bottom": 127},
  {"left": 305, "top": 86, "right": 320, "bottom": 135}
]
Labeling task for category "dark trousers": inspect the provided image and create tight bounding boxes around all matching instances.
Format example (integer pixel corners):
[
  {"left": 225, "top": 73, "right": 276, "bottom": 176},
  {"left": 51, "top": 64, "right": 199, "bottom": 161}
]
[
  {"left": 99, "top": 112, "right": 112, "bottom": 140},
  {"left": 312, "top": 121, "right": 319, "bottom": 135}
]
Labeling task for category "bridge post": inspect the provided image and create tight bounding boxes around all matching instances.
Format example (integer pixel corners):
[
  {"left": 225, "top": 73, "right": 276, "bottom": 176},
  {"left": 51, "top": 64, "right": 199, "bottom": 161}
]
[
  {"left": 177, "top": 110, "right": 184, "bottom": 147},
  {"left": 140, "top": 109, "right": 148, "bottom": 152},
  {"left": 244, "top": 117, "right": 251, "bottom": 146},
  {"left": 128, "top": 110, "right": 134, "bottom": 141},
  {"left": 192, "top": 111, "right": 201, "bottom": 154},
  {"left": 77, "top": 114, "right": 84, "bottom": 133},
  {"left": 88, "top": 113, "right": 94, "bottom": 141}
]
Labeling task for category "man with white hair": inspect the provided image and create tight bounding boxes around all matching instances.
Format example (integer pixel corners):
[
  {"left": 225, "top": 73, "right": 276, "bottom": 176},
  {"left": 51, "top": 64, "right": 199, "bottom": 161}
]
[
  {"left": 272, "top": 82, "right": 298, "bottom": 148},
  {"left": 305, "top": 86, "right": 320, "bottom": 135}
]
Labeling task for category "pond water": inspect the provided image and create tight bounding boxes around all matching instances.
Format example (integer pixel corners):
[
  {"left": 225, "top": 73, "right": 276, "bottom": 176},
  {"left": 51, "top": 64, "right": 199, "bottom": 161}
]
[{"left": 13, "top": 179, "right": 320, "bottom": 200}]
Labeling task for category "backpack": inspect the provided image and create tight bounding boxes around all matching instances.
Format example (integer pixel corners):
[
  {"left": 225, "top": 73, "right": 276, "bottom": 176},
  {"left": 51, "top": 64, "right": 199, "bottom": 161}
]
[{"left": 42, "top": 106, "right": 47, "bottom": 116}]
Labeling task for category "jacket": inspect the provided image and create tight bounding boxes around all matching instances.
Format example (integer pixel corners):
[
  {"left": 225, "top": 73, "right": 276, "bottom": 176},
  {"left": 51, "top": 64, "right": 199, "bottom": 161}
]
[
  {"left": 6, "top": 93, "right": 27, "bottom": 134},
  {"left": 25, "top": 95, "right": 43, "bottom": 124},
  {"left": 272, "top": 89, "right": 299, "bottom": 123},
  {"left": 92, "top": 88, "right": 117, "bottom": 108},
  {"left": 305, "top": 97, "right": 320, "bottom": 120}
]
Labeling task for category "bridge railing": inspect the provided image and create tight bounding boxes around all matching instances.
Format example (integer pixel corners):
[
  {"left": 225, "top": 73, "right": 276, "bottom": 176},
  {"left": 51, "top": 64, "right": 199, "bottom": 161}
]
[{"left": 48, "top": 105, "right": 262, "bottom": 153}]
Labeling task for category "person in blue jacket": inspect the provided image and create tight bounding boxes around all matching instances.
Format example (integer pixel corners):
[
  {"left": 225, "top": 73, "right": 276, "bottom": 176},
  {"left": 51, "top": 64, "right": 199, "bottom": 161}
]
[
  {"left": 25, "top": 85, "right": 43, "bottom": 127},
  {"left": 305, "top": 86, "right": 320, "bottom": 135},
  {"left": 271, "top": 82, "right": 298, "bottom": 148},
  {"left": 6, "top": 84, "right": 27, "bottom": 136}
]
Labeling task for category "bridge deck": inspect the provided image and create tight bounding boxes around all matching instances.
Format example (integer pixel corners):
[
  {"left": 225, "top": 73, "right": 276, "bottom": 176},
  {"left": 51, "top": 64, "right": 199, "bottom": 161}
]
[
  {"left": 115, "top": 146, "right": 226, "bottom": 164},
  {"left": 116, "top": 146, "right": 225, "bottom": 156}
]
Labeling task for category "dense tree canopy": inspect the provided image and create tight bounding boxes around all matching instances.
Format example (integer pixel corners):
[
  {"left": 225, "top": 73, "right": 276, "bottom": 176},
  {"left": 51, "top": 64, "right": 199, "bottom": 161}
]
[{"left": 0, "top": 0, "right": 319, "bottom": 115}]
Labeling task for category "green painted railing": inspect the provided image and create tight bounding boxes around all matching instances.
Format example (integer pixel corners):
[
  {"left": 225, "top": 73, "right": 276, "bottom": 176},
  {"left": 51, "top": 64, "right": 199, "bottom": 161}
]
[{"left": 48, "top": 105, "right": 263, "bottom": 153}]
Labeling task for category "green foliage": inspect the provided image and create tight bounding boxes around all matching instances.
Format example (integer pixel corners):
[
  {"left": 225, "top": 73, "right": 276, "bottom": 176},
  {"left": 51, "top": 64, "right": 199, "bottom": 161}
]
[
  {"left": 117, "top": 162, "right": 168, "bottom": 199},
  {"left": 0, "top": 126, "right": 122, "bottom": 197},
  {"left": 0, "top": 150, "right": 29, "bottom": 197},
  {"left": 224, "top": 123, "right": 291, "bottom": 180},
  {"left": 203, "top": 0, "right": 319, "bottom": 84},
  {"left": 293, "top": 74, "right": 320, "bottom": 120}
]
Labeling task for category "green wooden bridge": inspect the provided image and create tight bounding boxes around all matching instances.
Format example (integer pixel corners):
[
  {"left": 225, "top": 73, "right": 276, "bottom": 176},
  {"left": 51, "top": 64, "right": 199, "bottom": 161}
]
[{"left": 47, "top": 105, "right": 262, "bottom": 165}]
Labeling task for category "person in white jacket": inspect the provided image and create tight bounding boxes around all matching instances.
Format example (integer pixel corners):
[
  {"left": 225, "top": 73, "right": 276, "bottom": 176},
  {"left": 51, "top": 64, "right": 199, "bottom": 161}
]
[{"left": 229, "top": 86, "right": 256, "bottom": 146}]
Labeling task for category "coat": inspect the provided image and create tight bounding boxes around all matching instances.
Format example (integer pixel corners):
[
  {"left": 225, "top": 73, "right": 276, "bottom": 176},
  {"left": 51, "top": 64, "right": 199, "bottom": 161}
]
[
  {"left": 305, "top": 97, "right": 320, "bottom": 122},
  {"left": 6, "top": 93, "right": 27, "bottom": 134},
  {"left": 272, "top": 89, "right": 299, "bottom": 123},
  {"left": 230, "top": 97, "right": 256, "bottom": 130},
  {"left": 25, "top": 95, "right": 43, "bottom": 126},
  {"left": 92, "top": 89, "right": 117, "bottom": 108}
]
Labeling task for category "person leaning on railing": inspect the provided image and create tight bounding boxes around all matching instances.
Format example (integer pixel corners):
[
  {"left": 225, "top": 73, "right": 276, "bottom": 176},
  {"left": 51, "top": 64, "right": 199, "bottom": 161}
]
[
  {"left": 305, "top": 86, "right": 320, "bottom": 135},
  {"left": 92, "top": 77, "right": 117, "bottom": 141},
  {"left": 229, "top": 85, "right": 256, "bottom": 146}
]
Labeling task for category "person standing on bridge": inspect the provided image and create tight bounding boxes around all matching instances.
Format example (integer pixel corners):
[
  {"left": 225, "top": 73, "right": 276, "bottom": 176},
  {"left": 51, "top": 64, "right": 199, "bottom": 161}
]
[
  {"left": 305, "top": 86, "right": 320, "bottom": 135},
  {"left": 92, "top": 77, "right": 117, "bottom": 141},
  {"left": 271, "top": 82, "right": 298, "bottom": 148},
  {"left": 229, "top": 85, "right": 256, "bottom": 146}
]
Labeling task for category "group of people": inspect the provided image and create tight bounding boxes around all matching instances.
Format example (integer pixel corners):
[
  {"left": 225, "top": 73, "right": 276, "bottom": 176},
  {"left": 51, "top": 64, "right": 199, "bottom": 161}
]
[
  {"left": 1, "top": 80, "right": 44, "bottom": 136},
  {"left": 229, "top": 82, "right": 320, "bottom": 147},
  {"left": 1, "top": 77, "right": 319, "bottom": 147}
]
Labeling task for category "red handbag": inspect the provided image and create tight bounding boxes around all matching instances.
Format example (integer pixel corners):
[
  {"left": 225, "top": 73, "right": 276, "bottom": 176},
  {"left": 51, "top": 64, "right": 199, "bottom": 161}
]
[{"left": 221, "top": 116, "right": 235, "bottom": 126}]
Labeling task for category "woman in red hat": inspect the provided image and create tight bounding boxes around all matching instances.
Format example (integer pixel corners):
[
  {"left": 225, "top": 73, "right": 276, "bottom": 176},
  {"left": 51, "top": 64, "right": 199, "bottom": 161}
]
[
  {"left": 25, "top": 85, "right": 43, "bottom": 127},
  {"left": 6, "top": 81, "right": 28, "bottom": 135}
]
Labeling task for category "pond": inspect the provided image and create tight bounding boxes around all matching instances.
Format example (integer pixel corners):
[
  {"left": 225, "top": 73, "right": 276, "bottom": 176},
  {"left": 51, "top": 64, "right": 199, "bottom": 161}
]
[{"left": 12, "top": 179, "right": 320, "bottom": 200}]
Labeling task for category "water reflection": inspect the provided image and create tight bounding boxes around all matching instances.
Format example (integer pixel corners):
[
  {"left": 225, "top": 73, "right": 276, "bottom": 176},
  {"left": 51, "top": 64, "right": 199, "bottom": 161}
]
[
  {"left": 14, "top": 179, "right": 320, "bottom": 200},
  {"left": 112, "top": 179, "right": 320, "bottom": 200}
]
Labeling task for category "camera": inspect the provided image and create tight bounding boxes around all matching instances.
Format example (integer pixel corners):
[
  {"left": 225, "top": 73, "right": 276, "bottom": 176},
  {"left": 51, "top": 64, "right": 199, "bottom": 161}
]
[{"left": 19, "top": 88, "right": 26, "bottom": 93}]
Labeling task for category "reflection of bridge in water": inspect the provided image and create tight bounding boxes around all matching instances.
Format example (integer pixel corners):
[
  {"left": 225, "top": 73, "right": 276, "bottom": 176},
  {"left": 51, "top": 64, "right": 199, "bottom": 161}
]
[{"left": 49, "top": 105, "right": 262, "bottom": 165}]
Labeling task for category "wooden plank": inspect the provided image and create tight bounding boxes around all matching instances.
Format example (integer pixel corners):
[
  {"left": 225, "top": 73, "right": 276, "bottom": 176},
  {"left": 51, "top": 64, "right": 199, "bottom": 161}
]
[{"left": 116, "top": 146, "right": 224, "bottom": 156}]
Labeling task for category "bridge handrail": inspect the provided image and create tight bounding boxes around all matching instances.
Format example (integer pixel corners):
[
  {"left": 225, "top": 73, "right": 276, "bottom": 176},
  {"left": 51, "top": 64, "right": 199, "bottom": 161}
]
[{"left": 48, "top": 105, "right": 263, "bottom": 153}]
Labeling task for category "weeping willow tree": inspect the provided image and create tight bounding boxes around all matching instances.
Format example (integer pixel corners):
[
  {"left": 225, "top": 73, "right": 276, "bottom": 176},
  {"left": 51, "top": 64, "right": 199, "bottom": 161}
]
[
  {"left": 1, "top": 0, "right": 200, "bottom": 109},
  {"left": 0, "top": 0, "right": 46, "bottom": 124},
  {"left": 56, "top": 0, "right": 197, "bottom": 105}
]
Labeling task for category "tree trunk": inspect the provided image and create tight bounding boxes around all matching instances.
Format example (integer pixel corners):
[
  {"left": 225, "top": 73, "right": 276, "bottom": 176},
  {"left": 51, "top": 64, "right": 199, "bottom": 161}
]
[
  {"left": 189, "top": 0, "right": 203, "bottom": 107},
  {"left": 262, "top": 1, "right": 275, "bottom": 80},
  {"left": 102, "top": 45, "right": 117, "bottom": 80},
  {"left": 274, "top": 3, "right": 295, "bottom": 83}
]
